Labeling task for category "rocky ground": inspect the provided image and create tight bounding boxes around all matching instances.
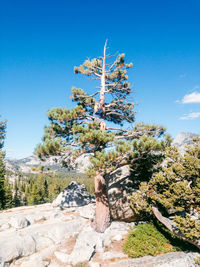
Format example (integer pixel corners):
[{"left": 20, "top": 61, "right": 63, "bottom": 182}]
[{"left": 0, "top": 203, "right": 199, "bottom": 267}]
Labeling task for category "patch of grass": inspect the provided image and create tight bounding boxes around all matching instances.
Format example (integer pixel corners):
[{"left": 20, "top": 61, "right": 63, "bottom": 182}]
[{"left": 123, "top": 222, "right": 180, "bottom": 258}]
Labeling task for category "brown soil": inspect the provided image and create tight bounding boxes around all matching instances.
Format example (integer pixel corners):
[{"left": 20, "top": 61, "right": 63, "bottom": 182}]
[
  {"left": 58, "top": 235, "right": 78, "bottom": 254},
  {"left": 64, "top": 211, "right": 80, "bottom": 218}
]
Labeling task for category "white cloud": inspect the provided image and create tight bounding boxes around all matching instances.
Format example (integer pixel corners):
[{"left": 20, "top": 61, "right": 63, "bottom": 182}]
[
  {"left": 182, "top": 91, "right": 200, "bottom": 104},
  {"left": 180, "top": 112, "right": 200, "bottom": 120}
]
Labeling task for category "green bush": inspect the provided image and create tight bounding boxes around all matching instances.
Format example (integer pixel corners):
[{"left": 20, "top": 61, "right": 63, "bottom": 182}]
[
  {"left": 123, "top": 222, "right": 179, "bottom": 258},
  {"left": 130, "top": 137, "right": 200, "bottom": 245}
]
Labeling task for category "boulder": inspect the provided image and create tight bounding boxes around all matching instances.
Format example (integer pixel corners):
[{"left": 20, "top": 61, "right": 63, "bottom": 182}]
[
  {"left": 10, "top": 216, "right": 30, "bottom": 229},
  {"left": 77, "top": 203, "right": 96, "bottom": 219},
  {"left": 0, "top": 235, "right": 36, "bottom": 263},
  {"left": 52, "top": 181, "right": 93, "bottom": 208},
  {"left": 103, "top": 221, "right": 135, "bottom": 247},
  {"left": 106, "top": 165, "right": 138, "bottom": 221},
  {"left": 56, "top": 226, "right": 100, "bottom": 265},
  {"left": 109, "top": 252, "right": 199, "bottom": 267}
]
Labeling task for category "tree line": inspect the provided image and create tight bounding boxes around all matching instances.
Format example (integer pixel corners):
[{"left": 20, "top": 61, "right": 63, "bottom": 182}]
[{"left": 1, "top": 169, "right": 93, "bottom": 209}]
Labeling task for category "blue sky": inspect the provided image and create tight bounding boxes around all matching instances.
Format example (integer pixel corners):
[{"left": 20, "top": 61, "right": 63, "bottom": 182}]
[{"left": 0, "top": 0, "right": 200, "bottom": 159}]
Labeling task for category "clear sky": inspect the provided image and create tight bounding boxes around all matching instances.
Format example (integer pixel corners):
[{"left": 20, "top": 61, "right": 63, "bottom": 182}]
[{"left": 0, "top": 0, "right": 200, "bottom": 159}]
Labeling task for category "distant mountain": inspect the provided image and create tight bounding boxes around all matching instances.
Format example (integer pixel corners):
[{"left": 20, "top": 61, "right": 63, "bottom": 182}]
[
  {"left": 172, "top": 132, "right": 197, "bottom": 154},
  {"left": 5, "top": 155, "right": 63, "bottom": 173},
  {"left": 5, "top": 154, "right": 91, "bottom": 174}
]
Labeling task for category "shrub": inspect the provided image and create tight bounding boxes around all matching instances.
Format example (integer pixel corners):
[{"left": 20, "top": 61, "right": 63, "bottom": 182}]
[
  {"left": 123, "top": 222, "right": 179, "bottom": 258},
  {"left": 130, "top": 137, "right": 200, "bottom": 247}
]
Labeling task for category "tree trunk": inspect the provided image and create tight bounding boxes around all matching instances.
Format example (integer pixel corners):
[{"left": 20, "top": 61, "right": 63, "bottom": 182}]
[
  {"left": 92, "top": 173, "right": 111, "bottom": 233},
  {"left": 92, "top": 41, "right": 111, "bottom": 233}
]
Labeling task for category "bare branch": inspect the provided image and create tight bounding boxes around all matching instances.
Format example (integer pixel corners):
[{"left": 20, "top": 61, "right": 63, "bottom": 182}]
[
  {"left": 74, "top": 91, "right": 100, "bottom": 99},
  {"left": 106, "top": 111, "right": 123, "bottom": 116},
  {"left": 106, "top": 127, "right": 128, "bottom": 132}
]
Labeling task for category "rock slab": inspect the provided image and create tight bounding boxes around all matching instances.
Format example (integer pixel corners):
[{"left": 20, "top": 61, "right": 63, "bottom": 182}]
[{"left": 109, "top": 252, "right": 199, "bottom": 267}]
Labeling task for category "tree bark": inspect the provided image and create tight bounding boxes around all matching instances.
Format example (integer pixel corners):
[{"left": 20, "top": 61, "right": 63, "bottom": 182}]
[{"left": 92, "top": 173, "right": 111, "bottom": 233}]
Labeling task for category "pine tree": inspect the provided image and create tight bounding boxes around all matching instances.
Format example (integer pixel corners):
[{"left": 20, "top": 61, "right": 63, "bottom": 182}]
[
  {"left": 48, "top": 177, "right": 61, "bottom": 202},
  {"left": 36, "top": 42, "right": 167, "bottom": 232},
  {"left": 0, "top": 119, "right": 6, "bottom": 209},
  {"left": 131, "top": 136, "right": 200, "bottom": 249},
  {"left": 13, "top": 178, "right": 21, "bottom": 207},
  {"left": 4, "top": 176, "right": 13, "bottom": 209},
  {"left": 44, "top": 178, "right": 49, "bottom": 201}
]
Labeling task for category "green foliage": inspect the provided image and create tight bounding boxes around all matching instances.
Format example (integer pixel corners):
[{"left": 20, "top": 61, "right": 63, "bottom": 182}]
[
  {"left": 3, "top": 176, "right": 13, "bottom": 208},
  {"left": 130, "top": 136, "right": 200, "bottom": 243},
  {"left": 174, "top": 215, "right": 200, "bottom": 241},
  {"left": 0, "top": 151, "right": 6, "bottom": 209},
  {"left": 0, "top": 118, "right": 6, "bottom": 209},
  {"left": 2, "top": 171, "right": 94, "bottom": 209},
  {"left": 0, "top": 119, "right": 6, "bottom": 149},
  {"left": 87, "top": 130, "right": 170, "bottom": 179},
  {"left": 123, "top": 222, "right": 179, "bottom": 257},
  {"left": 130, "top": 182, "right": 152, "bottom": 218}
]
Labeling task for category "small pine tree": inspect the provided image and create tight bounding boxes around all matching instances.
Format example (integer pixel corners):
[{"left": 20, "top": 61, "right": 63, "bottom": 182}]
[{"left": 27, "top": 184, "right": 41, "bottom": 205}]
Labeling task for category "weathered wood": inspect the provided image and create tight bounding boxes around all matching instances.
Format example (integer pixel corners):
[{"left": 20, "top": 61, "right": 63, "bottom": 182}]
[
  {"left": 92, "top": 173, "right": 110, "bottom": 233},
  {"left": 152, "top": 206, "right": 200, "bottom": 249},
  {"left": 100, "top": 40, "right": 107, "bottom": 105}
]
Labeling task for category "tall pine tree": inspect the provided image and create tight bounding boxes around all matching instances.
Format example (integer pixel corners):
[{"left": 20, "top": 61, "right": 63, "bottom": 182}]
[{"left": 36, "top": 42, "right": 166, "bottom": 232}]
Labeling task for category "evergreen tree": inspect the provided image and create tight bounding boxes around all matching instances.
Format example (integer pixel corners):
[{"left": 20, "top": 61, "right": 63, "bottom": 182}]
[
  {"left": 13, "top": 177, "right": 21, "bottom": 207},
  {"left": 3, "top": 176, "right": 13, "bottom": 209},
  {"left": 44, "top": 178, "right": 49, "bottom": 201},
  {"left": 0, "top": 119, "right": 6, "bottom": 209},
  {"left": 48, "top": 177, "right": 61, "bottom": 202},
  {"left": 131, "top": 136, "right": 200, "bottom": 249},
  {"left": 36, "top": 42, "right": 168, "bottom": 232}
]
